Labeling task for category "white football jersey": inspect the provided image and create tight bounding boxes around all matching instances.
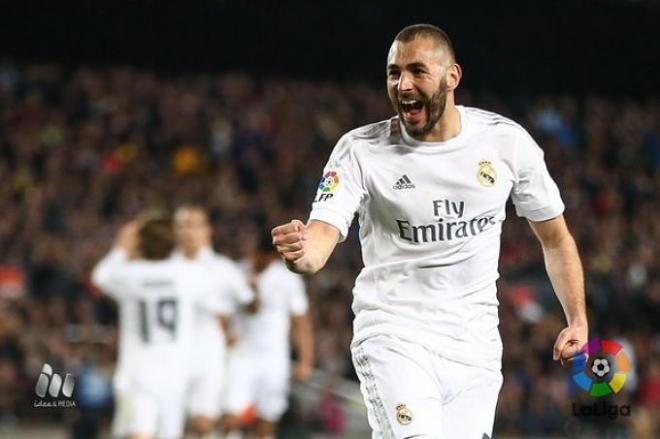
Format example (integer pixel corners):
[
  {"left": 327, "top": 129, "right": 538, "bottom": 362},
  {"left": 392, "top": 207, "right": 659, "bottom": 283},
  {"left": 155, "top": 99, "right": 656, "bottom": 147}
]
[
  {"left": 232, "top": 260, "right": 308, "bottom": 356},
  {"left": 309, "top": 106, "right": 565, "bottom": 369},
  {"left": 92, "top": 249, "right": 228, "bottom": 385},
  {"left": 173, "top": 248, "right": 254, "bottom": 349}
]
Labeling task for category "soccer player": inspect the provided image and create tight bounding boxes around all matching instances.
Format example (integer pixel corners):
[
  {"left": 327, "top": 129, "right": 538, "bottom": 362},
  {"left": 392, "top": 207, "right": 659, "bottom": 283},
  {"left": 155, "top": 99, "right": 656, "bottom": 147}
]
[
  {"left": 92, "top": 213, "right": 227, "bottom": 439},
  {"left": 271, "top": 24, "right": 588, "bottom": 438},
  {"left": 173, "top": 205, "right": 254, "bottom": 437},
  {"left": 223, "top": 235, "right": 314, "bottom": 439}
]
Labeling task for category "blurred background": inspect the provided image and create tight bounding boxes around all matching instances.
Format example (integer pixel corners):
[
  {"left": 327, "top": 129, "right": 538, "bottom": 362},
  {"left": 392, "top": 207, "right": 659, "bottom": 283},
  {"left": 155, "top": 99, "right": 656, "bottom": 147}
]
[{"left": 0, "top": 0, "right": 658, "bottom": 437}]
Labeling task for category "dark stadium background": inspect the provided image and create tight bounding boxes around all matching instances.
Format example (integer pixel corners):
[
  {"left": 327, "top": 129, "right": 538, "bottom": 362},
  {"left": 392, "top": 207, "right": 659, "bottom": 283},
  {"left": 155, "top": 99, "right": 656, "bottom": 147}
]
[
  {"left": 2, "top": 0, "right": 660, "bottom": 94},
  {"left": 1, "top": 1, "right": 658, "bottom": 438}
]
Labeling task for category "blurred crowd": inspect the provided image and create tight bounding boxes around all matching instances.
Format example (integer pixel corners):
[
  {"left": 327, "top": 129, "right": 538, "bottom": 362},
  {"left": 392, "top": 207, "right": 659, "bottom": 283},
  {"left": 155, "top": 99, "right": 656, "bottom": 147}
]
[{"left": 0, "top": 63, "right": 658, "bottom": 437}]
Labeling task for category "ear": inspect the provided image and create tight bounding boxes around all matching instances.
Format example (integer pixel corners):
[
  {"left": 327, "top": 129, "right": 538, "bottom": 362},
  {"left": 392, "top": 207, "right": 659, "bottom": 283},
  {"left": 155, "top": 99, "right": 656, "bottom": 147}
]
[{"left": 445, "top": 63, "right": 462, "bottom": 91}]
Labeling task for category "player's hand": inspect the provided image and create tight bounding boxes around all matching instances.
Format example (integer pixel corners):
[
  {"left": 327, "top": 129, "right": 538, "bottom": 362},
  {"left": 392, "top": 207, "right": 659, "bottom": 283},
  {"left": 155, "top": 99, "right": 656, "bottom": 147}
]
[
  {"left": 553, "top": 322, "right": 588, "bottom": 367},
  {"left": 293, "top": 362, "right": 313, "bottom": 382},
  {"left": 271, "top": 219, "right": 307, "bottom": 263},
  {"left": 115, "top": 221, "right": 138, "bottom": 255}
]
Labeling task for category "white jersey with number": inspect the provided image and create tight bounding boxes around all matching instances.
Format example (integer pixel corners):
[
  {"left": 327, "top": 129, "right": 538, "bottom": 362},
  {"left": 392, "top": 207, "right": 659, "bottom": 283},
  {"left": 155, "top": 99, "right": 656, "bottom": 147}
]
[
  {"left": 309, "top": 105, "right": 564, "bottom": 370},
  {"left": 232, "top": 260, "right": 308, "bottom": 356},
  {"left": 92, "top": 249, "right": 227, "bottom": 386}
]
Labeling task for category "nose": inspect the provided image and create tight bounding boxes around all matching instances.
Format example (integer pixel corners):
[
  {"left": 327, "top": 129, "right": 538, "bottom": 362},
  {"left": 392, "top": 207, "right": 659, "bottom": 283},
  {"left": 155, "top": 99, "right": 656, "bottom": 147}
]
[{"left": 398, "top": 71, "right": 414, "bottom": 93}]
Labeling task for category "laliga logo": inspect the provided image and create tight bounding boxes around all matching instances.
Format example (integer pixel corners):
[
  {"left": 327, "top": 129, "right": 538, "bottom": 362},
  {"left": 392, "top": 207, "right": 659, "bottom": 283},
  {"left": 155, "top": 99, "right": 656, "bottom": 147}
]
[
  {"left": 571, "top": 338, "right": 631, "bottom": 397},
  {"left": 315, "top": 171, "right": 340, "bottom": 203},
  {"left": 571, "top": 338, "right": 633, "bottom": 420}
]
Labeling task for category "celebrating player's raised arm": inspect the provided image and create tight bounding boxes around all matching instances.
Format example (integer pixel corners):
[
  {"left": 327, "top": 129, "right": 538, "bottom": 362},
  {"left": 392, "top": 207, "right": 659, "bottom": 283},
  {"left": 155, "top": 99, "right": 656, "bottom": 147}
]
[
  {"left": 91, "top": 222, "right": 137, "bottom": 296},
  {"left": 271, "top": 219, "right": 340, "bottom": 274},
  {"left": 528, "top": 215, "right": 588, "bottom": 365}
]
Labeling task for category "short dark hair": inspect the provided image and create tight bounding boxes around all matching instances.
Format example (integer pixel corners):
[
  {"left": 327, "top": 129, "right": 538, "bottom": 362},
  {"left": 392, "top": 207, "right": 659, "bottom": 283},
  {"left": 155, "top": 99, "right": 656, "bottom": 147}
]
[
  {"left": 394, "top": 24, "right": 456, "bottom": 62},
  {"left": 137, "top": 211, "right": 174, "bottom": 260}
]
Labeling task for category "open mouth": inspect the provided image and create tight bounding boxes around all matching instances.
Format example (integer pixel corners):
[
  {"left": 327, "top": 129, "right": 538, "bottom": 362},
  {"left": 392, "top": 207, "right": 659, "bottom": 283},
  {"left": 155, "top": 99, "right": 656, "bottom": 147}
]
[
  {"left": 400, "top": 99, "right": 425, "bottom": 122},
  {"left": 400, "top": 99, "right": 424, "bottom": 112}
]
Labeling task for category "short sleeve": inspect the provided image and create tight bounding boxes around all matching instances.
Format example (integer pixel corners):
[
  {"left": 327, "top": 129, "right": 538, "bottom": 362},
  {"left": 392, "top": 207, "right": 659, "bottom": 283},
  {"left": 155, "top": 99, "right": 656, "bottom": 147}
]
[
  {"left": 510, "top": 129, "right": 565, "bottom": 222},
  {"left": 91, "top": 248, "right": 130, "bottom": 299},
  {"left": 287, "top": 274, "right": 308, "bottom": 316},
  {"left": 308, "top": 134, "right": 366, "bottom": 241}
]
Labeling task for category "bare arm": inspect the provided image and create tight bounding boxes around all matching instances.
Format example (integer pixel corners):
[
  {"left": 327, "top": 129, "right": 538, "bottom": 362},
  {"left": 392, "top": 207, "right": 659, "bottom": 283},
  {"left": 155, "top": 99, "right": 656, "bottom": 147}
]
[
  {"left": 271, "top": 219, "right": 340, "bottom": 274},
  {"left": 91, "top": 222, "right": 137, "bottom": 293},
  {"left": 218, "top": 315, "right": 237, "bottom": 347},
  {"left": 291, "top": 313, "right": 314, "bottom": 381},
  {"left": 529, "top": 215, "right": 588, "bottom": 364}
]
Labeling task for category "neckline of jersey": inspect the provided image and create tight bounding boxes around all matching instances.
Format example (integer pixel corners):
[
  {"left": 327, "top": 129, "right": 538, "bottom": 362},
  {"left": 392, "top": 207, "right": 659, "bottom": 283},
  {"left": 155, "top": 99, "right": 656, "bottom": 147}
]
[
  {"left": 399, "top": 105, "right": 469, "bottom": 151},
  {"left": 171, "top": 246, "right": 213, "bottom": 261}
]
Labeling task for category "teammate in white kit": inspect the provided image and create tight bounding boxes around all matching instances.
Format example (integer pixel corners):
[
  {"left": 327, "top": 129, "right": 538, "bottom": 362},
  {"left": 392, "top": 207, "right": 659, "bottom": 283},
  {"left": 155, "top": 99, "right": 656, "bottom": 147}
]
[
  {"left": 223, "top": 236, "right": 314, "bottom": 439},
  {"left": 92, "top": 214, "right": 227, "bottom": 439},
  {"left": 173, "top": 206, "right": 254, "bottom": 437},
  {"left": 271, "top": 24, "right": 588, "bottom": 438}
]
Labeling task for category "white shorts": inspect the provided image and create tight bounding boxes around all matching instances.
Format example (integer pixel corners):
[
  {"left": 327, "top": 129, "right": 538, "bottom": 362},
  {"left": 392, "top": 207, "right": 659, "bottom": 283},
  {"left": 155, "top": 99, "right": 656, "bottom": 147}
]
[
  {"left": 224, "top": 349, "right": 290, "bottom": 421},
  {"left": 187, "top": 348, "right": 226, "bottom": 418},
  {"left": 351, "top": 335, "right": 502, "bottom": 439},
  {"left": 112, "top": 376, "right": 187, "bottom": 439}
]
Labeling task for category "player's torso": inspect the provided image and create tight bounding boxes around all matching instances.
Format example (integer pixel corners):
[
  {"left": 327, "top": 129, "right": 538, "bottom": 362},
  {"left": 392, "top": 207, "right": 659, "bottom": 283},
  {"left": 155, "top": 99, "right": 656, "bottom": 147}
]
[
  {"left": 355, "top": 123, "right": 517, "bottom": 266},
  {"left": 118, "top": 262, "right": 198, "bottom": 364},
  {"left": 187, "top": 255, "right": 226, "bottom": 345},
  {"left": 238, "top": 262, "right": 291, "bottom": 353},
  {"left": 198, "top": 250, "right": 249, "bottom": 312}
]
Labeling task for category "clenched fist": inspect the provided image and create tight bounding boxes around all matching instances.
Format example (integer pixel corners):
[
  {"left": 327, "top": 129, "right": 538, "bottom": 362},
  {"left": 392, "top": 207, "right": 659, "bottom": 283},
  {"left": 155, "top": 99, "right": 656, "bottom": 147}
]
[
  {"left": 554, "top": 323, "right": 588, "bottom": 367},
  {"left": 271, "top": 219, "right": 308, "bottom": 263}
]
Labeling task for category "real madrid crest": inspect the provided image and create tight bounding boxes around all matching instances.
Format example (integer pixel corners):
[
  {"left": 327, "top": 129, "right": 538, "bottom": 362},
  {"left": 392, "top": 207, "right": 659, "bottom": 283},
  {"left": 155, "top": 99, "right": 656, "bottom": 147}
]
[
  {"left": 395, "top": 403, "right": 413, "bottom": 425},
  {"left": 477, "top": 160, "right": 497, "bottom": 187}
]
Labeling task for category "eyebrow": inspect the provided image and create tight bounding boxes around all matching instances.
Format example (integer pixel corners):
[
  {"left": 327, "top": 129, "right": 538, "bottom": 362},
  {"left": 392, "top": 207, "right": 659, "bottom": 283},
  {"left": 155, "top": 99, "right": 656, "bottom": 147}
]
[{"left": 387, "top": 62, "right": 429, "bottom": 71}]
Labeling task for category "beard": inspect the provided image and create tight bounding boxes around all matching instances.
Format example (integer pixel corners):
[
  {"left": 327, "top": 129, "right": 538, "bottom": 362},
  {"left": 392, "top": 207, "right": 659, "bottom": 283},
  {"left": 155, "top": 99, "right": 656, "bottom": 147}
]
[{"left": 393, "top": 78, "right": 449, "bottom": 138}]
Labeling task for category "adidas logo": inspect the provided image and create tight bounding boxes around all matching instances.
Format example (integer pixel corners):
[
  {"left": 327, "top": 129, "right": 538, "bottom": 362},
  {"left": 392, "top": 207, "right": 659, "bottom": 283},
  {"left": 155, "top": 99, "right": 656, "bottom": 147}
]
[{"left": 393, "top": 174, "right": 416, "bottom": 190}]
